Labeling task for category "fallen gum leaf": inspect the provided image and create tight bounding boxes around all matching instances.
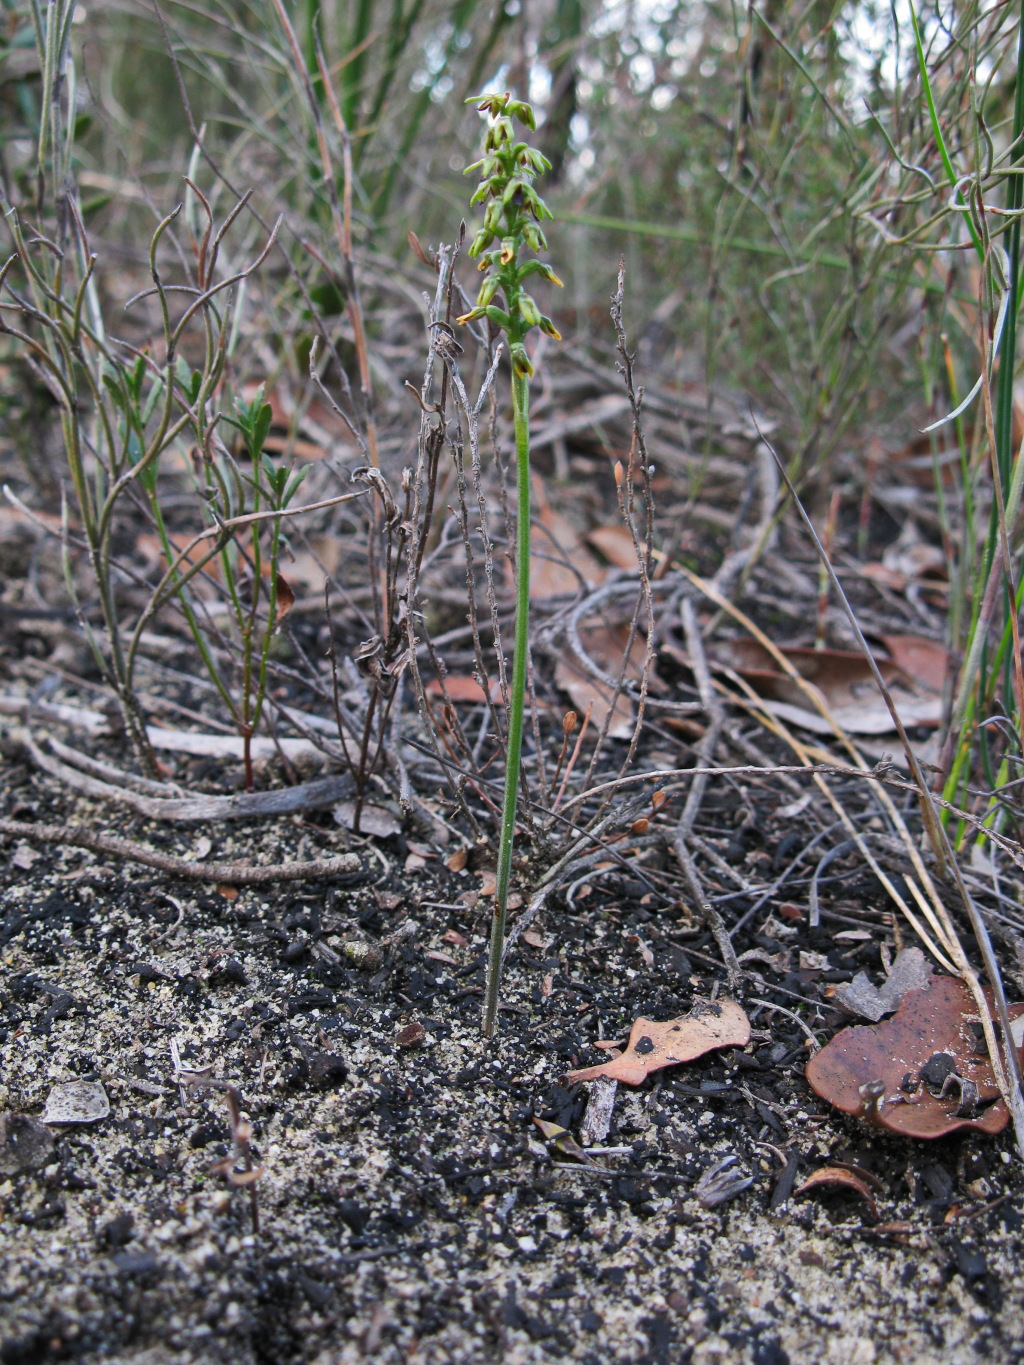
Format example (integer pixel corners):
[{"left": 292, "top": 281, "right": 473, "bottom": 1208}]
[{"left": 565, "top": 1000, "right": 751, "bottom": 1086}]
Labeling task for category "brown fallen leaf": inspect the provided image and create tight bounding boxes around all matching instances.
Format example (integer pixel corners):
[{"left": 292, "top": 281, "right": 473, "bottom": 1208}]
[
  {"left": 710, "top": 638, "right": 942, "bottom": 735},
  {"left": 530, "top": 475, "right": 604, "bottom": 599},
  {"left": 565, "top": 1000, "right": 751, "bottom": 1086},
  {"left": 425, "top": 675, "right": 503, "bottom": 704},
  {"left": 273, "top": 572, "right": 295, "bottom": 625},
  {"left": 554, "top": 624, "right": 648, "bottom": 742},
  {"left": 796, "top": 1165, "right": 882, "bottom": 1221},
  {"left": 587, "top": 523, "right": 647, "bottom": 570},
  {"left": 395, "top": 1021, "right": 426, "bottom": 1048},
  {"left": 805, "top": 976, "right": 1024, "bottom": 1139},
  {"left": 880, "top": 635, "right": 949, "bottom": 694}
]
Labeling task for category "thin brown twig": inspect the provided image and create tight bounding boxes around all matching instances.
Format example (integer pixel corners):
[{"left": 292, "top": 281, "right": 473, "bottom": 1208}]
[{"left": 0, "top": 818, "right": 362, "bottom": 884}]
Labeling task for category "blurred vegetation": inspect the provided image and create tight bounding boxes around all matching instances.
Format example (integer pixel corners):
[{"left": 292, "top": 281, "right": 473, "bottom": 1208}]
[
  {"left": 4, "top": 0, "right": 1024, "bottom": 819},
  {"left": 4, "top": 0, "right": 1015, "bottom": 466}
]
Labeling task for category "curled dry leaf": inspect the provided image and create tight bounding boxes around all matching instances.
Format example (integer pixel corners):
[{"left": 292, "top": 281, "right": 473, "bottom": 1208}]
[
  {"left": 805, "top": 977, "right": 1024, "bottom": 1139},
  {"left": 796, "top": 1165, "right": 882, "bottom": 1222},
  {"left": 273, "top": 572, "right": 295, "bottom": 625},
  {"left": 693, "top": 1155, "right": 755, "bottom": 1209},
  {"left": 566, "top": 1000, "right": 751, "bottom": 1086},
  {"left": 445, "top": 847, "right": 468, "bottom": 873},
  {"left": 533, "top": 1118, "right": 602, "bottom": 1167},
  {"left": 832, "top": 946, "right": 933, "bottom": 1022}
]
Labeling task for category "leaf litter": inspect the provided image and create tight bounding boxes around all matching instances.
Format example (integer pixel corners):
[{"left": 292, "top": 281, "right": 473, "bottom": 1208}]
[
  {"left": 796, "top": 1164, "right": 883, "bottom": 1221},
  {"left": 566, "top": 999, "right": 751, "bottom": 1085},
  {"left": 806, "top": 975, "right": 1024, "bottom": 1138},
  {"left": 831, "top": 945, "right": 933, "bottom": 1021},
  {"left": 709, "top": 636, "right": 945, "bottom": 735}
]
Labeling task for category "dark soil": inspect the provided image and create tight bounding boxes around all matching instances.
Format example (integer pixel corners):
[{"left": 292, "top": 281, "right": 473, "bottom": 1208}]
[{"left": 2, "top": 756, "right": 1024, "bottom": 1365}]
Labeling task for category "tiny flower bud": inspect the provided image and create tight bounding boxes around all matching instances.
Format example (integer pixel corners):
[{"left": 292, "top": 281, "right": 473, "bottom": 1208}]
[
  {"left": 476, "top": 275, "right": 500, "bottom": 308},
  {"left": 518, "top": 293, "right": 542, "bottom": 328},
  {"left": 484, "top": 304, "right": 513, "bottom": 330},
  {"left": 510, "top": 343, "right": 534, "bottom": 377}
]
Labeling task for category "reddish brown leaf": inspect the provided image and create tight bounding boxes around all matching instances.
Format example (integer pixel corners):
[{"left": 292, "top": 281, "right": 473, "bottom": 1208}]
[
  {"left": 587, "top": 523, "right": 646, "bottom": 570},
  {"left": 880, "top": 634, "right": 948, "bottom": 694},
  {"left": 566, "top": 1001, "right": 750, "bottom": 1086},
  {"left": 805, "top": 977, "right": 1024, "bottom": 1139},
  {"left": 710, "top": 638, "right": 942, "bottom": 735},
  {"left": 796, "top": 1165, "right": 882, "bottom": 1221},
  {"left": 424, "top": 675, "right": 502, "bottom": 704},
  {"left": 554, "top": 624, "right": 648, "bottom": 741},
  {"left": 274, "top": 572, "right": 295, "bottom": 625},
  {"left": 530, "top": 477, "right": 604, "bottom": 598}
]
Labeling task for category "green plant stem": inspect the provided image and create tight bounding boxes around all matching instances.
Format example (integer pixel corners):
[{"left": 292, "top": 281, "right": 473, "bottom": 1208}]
[
  {"left": 483, "top": 364, "right": 531, "bottom": 1039},
  {"left": 995, "top": 0, "right": 1024, "bottom": 491}
]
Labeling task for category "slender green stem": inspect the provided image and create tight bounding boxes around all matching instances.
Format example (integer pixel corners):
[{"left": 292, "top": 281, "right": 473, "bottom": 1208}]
[
  {"left": 995, "top": 0, "right": 1024, "bottom": 492},
  {"left": 483, "top": 365, "right": 531, "bottom": 1038}
]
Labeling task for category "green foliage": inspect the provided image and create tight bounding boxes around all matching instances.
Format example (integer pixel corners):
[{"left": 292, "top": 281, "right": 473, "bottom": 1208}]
[{"left": 458, "top": 91, "right": 562, "bottom": 378}]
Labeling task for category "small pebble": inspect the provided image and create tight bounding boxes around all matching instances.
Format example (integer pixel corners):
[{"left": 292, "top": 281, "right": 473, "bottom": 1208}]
[
  {"left": 42, "top": 1081, "right": 110, "bottom": 1126},
  {"left": 0, "top": 1112, "right": 56, "bottom": 1175}
]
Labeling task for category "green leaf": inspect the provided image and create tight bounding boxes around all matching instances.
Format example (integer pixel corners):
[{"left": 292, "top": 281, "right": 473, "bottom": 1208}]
[
  {"left": 308, "top": 279, "right": 346, "bottom": 316},
  {"left": 251, "top": 402, "right": 273, "bottom": 459}
]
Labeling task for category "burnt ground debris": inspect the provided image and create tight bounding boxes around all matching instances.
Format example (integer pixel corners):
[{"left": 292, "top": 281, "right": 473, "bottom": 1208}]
[{"left": 2, "top": 762, "right": 1024, "bottom": 1364}]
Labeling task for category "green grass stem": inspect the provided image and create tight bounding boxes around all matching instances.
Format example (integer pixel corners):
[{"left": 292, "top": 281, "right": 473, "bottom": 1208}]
[{"left": 483, "top": 366, "right": 531, "bottom": 1037}]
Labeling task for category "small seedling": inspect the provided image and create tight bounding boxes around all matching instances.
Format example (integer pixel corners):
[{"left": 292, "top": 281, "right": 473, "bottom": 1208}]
[{"left": 458, "top": 92, "right": 561, "bottom": 1036}]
